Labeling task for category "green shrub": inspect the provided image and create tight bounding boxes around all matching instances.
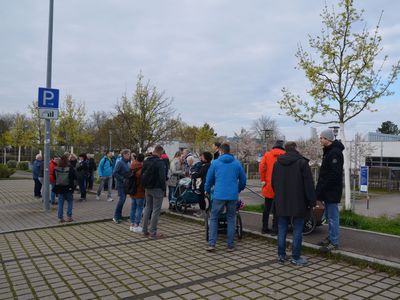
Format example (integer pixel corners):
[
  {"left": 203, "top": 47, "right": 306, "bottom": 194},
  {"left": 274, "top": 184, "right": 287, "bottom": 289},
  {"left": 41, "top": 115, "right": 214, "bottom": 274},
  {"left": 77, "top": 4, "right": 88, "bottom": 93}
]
[
  {"left": 0, "top": 165, "right": 16, "bottom": 178},
  {"left": 17, "top": 161, "right": 30, "bottom": 171},
  {"left": 6, "top": 160, "right": 17, "bottom": 168}
]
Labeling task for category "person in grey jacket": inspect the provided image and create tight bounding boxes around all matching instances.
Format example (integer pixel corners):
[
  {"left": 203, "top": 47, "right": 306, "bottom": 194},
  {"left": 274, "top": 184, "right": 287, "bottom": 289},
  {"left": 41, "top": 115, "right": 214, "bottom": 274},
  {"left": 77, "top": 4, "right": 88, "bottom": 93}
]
[{"left": 167, "top": 151, "right": 184, "bottom": 205}]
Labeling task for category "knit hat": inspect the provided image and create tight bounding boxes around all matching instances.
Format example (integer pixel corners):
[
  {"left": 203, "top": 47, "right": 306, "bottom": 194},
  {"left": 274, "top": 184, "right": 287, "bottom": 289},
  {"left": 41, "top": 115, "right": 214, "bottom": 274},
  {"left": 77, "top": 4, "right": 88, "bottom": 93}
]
[
  {"left": 320, "top": 129, "right": 335, "bottom": 141},
  {"left": 272, "top": 140, "right": 285, "bottom": 150}
]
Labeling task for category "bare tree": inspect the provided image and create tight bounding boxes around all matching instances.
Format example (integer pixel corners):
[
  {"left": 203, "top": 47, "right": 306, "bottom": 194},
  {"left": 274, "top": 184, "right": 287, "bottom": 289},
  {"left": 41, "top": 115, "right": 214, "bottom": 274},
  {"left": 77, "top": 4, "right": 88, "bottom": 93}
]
[{"left": 114, "top": 73, "right": 178, "bottom": 152}]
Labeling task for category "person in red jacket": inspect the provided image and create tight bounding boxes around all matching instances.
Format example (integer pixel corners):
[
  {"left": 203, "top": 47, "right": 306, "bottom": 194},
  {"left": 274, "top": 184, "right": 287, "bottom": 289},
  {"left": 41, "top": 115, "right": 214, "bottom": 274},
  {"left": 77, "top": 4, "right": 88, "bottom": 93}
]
[
  {"left": 49, "top": 155, "right": 60, "bottom": 206},
  {"left": 129, "top": 153, "right": 145, "bottom": 233},
  {"left": 259, "top": 140, "right": 285, "bottom": 235}
]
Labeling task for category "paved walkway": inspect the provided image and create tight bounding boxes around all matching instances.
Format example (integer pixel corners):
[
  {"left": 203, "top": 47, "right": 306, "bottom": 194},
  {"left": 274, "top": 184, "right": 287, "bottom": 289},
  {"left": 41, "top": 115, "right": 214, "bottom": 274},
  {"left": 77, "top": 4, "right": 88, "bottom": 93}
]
[
  {"left": 1, "top": 217, "right": 400, "bottom": 300},
  {"left": 1, "top": 178, "right": 400, "bottom": 299}
]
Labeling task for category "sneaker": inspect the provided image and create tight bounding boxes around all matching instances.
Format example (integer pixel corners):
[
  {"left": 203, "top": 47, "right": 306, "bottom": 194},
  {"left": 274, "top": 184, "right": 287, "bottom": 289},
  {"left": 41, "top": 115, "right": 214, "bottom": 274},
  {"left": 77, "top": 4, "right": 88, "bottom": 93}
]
[
  {"left": 143, "top": 232, "right": 150, "bottom": 238},
  {"left": 270, "top": 230, "right": 278, "bottom": 236},
  {"left": 149, "top": 233, "right": 165, "bottom": 240},
  {"left": 59, "top": 218, "right": 65, "bottom": 224},
  {"left": 95, "top": 195, "right": 100, "bottom": 200},
  {"left": 129, "top": 226, "right": 135, "bottom": 232},
  {"left": 112, "top": 218, "right": 121, "bottom": 224},
  {"left": 206, "top": 246, "right": 216, "bottom": 252},
  {"left": 319, "top": 243, "right": 338, "bottom": 253},
  {"left": 136, "top": 226, "right": 143, "bottom": 233},
  {"left": 66, "top": 217, "right": 73, "bottom": 222},
  {"left": 317, "top": 237, "right": 330, "bottom": 247},
  {"left": 227, "top": 247, "right": 235, "bottom": 252},
  {"left": 277, "top": 255, "right": 289, "bottom": 264},
  {"left": 290, "top": 257, "right": 308, "bottom": 266},
  {"left": 261, "top": 228, "right": 270, "bottom": 234},
  {"left": 107, "top": 198, "right": 113, "bottom": 202}
]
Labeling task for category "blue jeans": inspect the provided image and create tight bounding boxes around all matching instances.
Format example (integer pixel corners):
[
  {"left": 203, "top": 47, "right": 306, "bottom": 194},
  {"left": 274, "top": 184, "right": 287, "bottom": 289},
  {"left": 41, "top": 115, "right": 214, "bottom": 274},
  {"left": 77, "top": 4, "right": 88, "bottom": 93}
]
[
  {"left": 325, "top": 202, "right": 339, "bottom": 245},
  {"left": 50, "top": 183, "right": 56, "bottom": 204},
  {"left": 130, "top": 198, "right": 144, "bottom": 225},
  {"left": 114, "top": 185, "right": 126, "bottom": 221},
  {"left": 278, "top": 216, "right": 304, "bottom": 260},
  {"left": 208, "top": 200, "right": 237, "bottom": 249},
  {"left": 168, "top": 186, "right": 176, "bottom": 203},
  {"left": 79, "top": 176, "right": 87, "bottom": 199},
  {"left": 58, "top": 192, "right": 73, "bottom": 219}
]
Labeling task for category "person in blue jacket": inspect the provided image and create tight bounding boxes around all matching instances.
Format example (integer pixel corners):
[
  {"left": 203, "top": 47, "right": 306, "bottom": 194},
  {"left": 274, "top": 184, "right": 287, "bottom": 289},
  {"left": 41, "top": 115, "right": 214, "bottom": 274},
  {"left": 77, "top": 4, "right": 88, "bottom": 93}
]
[
  {"left": 112, "top": 149, "right": 131, "bottom": 224},
  {"left": 205, "top": 143, "right": 246, "bottom": 252},
  {"left": 32, "top": 154, "right": 43, "bottom": 198},
  {"left": 96, "top": 150, "right": 114, "bottom": 201}
]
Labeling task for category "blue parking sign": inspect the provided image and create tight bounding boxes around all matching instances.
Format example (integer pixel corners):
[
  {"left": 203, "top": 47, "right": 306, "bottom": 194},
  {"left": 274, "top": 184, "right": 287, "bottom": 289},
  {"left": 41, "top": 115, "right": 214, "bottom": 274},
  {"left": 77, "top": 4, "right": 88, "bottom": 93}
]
[
  {"left": 360, "top": 166, "right": 369, "bottom": 193},
  {"left": 38, "top": 87, "right": 59, "bottom": 108}
]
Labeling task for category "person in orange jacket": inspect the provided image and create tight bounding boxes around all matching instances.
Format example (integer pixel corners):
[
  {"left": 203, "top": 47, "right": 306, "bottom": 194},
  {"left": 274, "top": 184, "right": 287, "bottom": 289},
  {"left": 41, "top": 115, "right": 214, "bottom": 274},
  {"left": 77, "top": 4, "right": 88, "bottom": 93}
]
[{"left": 259, "top": 140, "right": 285, "bottom": 235}]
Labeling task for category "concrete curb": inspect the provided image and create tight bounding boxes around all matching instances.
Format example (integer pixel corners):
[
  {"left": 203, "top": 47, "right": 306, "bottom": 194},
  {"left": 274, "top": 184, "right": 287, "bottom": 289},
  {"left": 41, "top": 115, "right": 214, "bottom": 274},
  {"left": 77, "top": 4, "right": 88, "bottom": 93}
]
[
  {"left": 164, "top": 210, "right": 400, "bottom": 271},
  {"left": 240, "top": 210, "right": 400, "bottom": 240}
]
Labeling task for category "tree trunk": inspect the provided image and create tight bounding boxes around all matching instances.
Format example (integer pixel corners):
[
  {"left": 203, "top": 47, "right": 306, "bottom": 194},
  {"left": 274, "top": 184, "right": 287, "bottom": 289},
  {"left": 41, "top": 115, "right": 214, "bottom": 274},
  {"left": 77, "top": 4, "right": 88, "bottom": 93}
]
[
  {"left": 18, "top": 146, "right": 21, "bottom": 163},
  {"left": 3, "top": 148, "right": 6, "bottom": 165},
  {"left": 340, "top": 123, "right": 351, "bottom": 210}
]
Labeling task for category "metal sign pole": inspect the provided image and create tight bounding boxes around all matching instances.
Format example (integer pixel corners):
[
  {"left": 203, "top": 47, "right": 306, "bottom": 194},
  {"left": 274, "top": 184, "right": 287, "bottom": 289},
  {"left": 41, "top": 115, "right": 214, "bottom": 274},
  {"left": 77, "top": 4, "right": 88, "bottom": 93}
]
[{"left": 43, "top": 0, "right": 54, "bottom": 211}]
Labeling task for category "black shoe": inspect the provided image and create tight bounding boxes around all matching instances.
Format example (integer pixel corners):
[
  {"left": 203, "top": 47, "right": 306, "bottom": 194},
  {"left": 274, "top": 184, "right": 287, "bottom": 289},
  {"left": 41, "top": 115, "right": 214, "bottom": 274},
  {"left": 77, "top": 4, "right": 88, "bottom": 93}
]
[
  {"left": 317, "top": 237, "right": 330, "bottom": 247},
  {"left": 270, "top": 230, "right": 278, "bottom": 236},
  {"left": 261, "top": 228, "right": 270, "bottom": 234},
  {"left": 319, "top": 243, "right": 338, "bottom": 253}
]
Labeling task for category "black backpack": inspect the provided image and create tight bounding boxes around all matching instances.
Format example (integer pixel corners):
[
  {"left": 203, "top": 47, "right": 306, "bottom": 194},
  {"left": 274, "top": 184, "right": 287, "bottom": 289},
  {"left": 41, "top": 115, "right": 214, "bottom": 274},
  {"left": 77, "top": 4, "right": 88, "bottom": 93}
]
[
  {"left": 55, "top": 167, "right": 70, "bottom": 186},
  {"left": 123, "top": 170, "right": 137, "bottom": 195}
]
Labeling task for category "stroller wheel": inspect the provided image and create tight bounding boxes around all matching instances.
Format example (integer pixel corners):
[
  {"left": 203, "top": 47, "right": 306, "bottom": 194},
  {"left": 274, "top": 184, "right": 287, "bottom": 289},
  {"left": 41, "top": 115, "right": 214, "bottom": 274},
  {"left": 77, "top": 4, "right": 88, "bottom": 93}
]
[
  {"left": 204, "top": 211, "right": 210, "bottom": 241},
  {"left": 301, "top": 215, "right": 316, "bottom": 235},
  {"left": 236, "top": 213, "right": 243, "bottom": 240}
]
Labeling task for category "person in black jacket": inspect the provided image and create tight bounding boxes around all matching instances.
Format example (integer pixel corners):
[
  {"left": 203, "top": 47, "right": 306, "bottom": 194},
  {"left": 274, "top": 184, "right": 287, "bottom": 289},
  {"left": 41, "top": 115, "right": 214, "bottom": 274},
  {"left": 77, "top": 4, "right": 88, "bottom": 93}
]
[
  {"left": 316, "top": 129, "right": 344, "bottom": 252},
  {"left": 192, "top": 151, "right": 213, "bottom": 217},
  {"left": 53, "top": 155, "right": 77, "bottom": 223},
  {"left": 272, "top": 142, "right": 316, "bottom": 266},
  {"left": 141, "top": 145, "right": 167, "bottom": 239}
]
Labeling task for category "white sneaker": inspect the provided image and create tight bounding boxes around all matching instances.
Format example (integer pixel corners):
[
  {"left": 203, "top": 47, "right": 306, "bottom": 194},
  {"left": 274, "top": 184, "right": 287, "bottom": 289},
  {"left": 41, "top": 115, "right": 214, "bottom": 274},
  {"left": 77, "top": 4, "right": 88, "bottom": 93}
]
[
  {"left": 130, "top": 226, "right": 135, "bottom": 232},
  {"left": 95, "top": 195, "right": 100, "bottom": 200},
  {"left": 107, "top": 198, "right": 113, "bottom": 202},
  {"left": 136, "top": 226, "right": 142, "bottom": 233}
]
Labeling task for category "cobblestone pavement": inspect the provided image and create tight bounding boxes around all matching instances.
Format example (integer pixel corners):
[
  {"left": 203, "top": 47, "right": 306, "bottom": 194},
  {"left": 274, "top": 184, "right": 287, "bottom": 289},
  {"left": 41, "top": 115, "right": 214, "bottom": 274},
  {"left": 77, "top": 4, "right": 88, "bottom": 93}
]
[
  {"left": 0, "top": 216, "right": 399, "bottom": 300},
  {"left": 0, "top": 179, "right": 130, "bottom": 233},
  {"left": 1, "top": 178, "right": 400, "bottom": 299}
]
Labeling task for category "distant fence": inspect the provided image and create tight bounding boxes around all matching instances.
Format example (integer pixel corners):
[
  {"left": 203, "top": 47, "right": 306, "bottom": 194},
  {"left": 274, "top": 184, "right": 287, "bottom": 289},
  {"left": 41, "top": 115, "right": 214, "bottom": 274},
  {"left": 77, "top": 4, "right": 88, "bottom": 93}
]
[{"left": 243, "top": 161, "right": 400, "bottom": 192}]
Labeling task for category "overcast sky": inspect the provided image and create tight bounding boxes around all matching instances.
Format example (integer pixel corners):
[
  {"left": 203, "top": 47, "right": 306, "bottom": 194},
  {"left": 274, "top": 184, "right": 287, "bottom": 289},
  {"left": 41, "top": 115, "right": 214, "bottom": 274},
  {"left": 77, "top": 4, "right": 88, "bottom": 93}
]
[{"left": 1, "top": 0, "right": 399, "bottom": 140}]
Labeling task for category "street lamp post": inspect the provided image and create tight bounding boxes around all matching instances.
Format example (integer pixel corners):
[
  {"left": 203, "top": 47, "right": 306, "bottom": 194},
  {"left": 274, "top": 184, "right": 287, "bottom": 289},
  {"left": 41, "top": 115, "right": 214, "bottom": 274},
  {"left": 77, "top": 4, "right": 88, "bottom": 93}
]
[{"left": 43, "top": 0, "right": 54, "bottom": 211}]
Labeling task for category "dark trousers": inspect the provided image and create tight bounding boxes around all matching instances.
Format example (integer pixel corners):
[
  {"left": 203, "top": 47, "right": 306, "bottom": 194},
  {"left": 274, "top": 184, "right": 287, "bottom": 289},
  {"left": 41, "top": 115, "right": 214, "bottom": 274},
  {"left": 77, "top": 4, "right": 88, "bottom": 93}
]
[
  {"left": 262, "top": 198, "right": 277, "bottom": 232},
  {"left": 33, "top": 178, "right": 42, "bottom": 197}
]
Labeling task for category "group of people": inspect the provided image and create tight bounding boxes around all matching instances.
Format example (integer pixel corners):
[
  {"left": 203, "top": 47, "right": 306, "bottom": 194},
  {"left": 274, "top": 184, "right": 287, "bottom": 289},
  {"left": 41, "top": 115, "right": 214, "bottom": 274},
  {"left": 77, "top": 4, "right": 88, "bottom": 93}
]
[
  {"left": 259, "top": 129, "right": 344, "bottom": 265},
  {"left": 31, "top": 152, "right": 98, "bottom": 222},
  {"left": 31, "top": 128, "right": 344, "bottom": 266}
]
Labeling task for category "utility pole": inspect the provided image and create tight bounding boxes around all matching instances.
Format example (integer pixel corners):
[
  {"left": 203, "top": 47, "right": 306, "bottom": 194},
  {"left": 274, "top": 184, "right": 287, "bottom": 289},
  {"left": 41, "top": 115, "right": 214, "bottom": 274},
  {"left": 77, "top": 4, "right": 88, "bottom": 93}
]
[{"left": 43, "top": 0, "right": 54, "bottom": 211}]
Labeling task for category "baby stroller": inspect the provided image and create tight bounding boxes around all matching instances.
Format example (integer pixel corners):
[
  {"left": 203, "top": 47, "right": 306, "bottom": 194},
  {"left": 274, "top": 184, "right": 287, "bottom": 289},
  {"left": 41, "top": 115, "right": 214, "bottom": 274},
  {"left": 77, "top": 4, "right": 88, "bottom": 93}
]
[
  {"left": 204, "top": 195, "right": 244, "bottom": 241},
  {"left": 170, "top": 177, "right": 201, "bottom": 213}
]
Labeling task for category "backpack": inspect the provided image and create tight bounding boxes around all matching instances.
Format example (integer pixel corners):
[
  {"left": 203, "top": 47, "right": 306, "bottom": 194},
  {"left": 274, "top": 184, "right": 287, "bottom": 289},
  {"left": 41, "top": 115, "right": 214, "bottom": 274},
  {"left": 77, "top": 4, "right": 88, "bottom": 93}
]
[
  {"left": 55, "top": 167, "right": 70, "bottom": 186},
  {"left": 123, "top": 170, "right": 137, "bottom": 195}
]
